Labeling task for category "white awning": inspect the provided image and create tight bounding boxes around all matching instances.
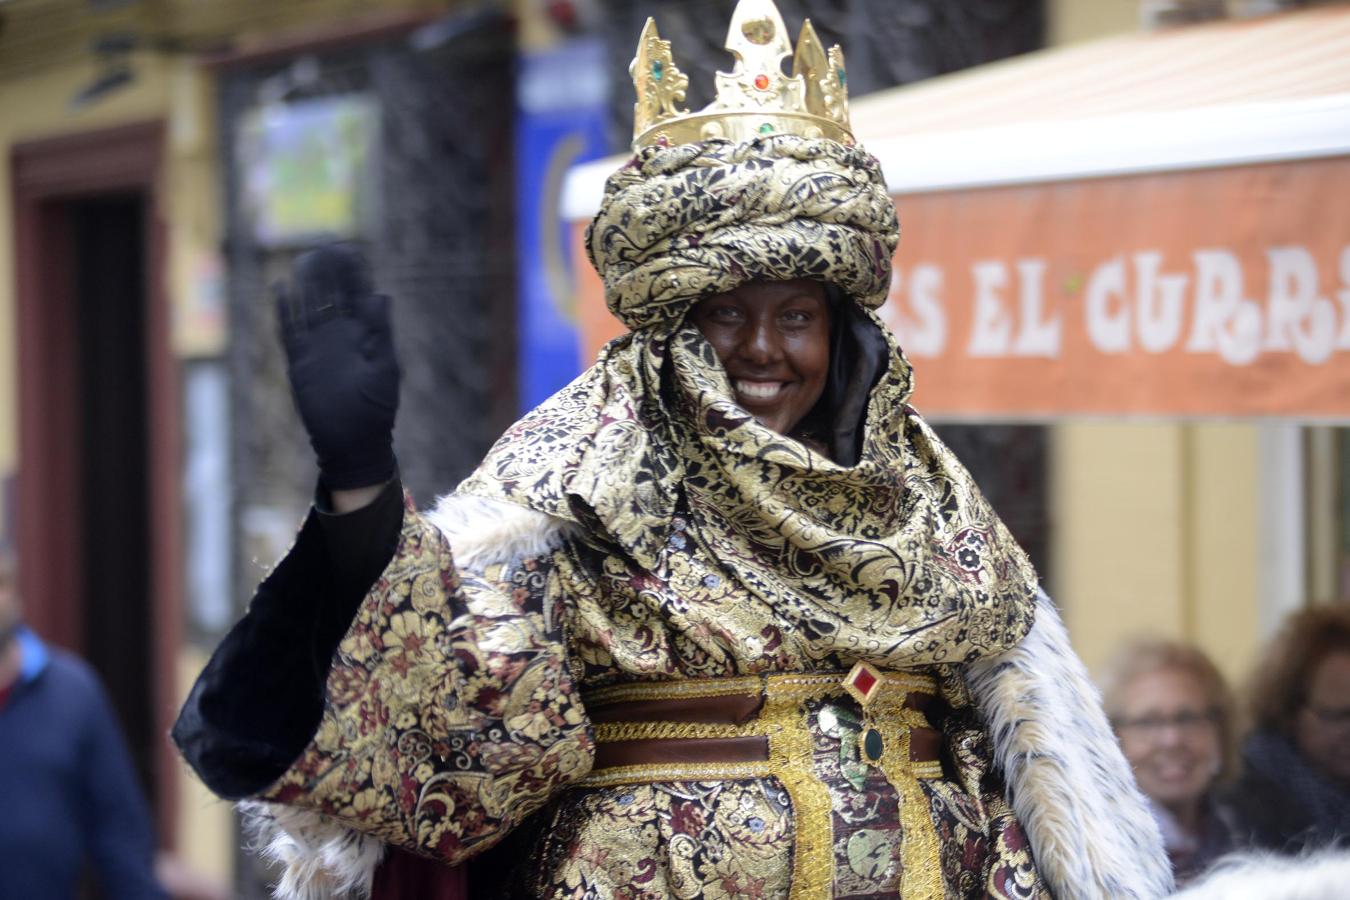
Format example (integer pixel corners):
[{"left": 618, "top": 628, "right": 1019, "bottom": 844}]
[{"left": 563, "top": 5, "right": 1350, "bottom": 218}]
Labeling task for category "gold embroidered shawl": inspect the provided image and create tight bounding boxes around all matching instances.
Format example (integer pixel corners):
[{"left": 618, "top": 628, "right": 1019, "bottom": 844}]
[{"left": 459, "top": 135, "right": 1037, "bottom": 666}]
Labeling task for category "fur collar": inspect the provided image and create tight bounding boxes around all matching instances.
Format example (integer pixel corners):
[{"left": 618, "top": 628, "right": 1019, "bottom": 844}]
[
  {"left": 250, "top": 498, "right": 1172, "bottom": 899},
  {"left": 1171, "top": 849, "right": 1350, "bottom": 899},
  {"left": 967, "top": 590, "right": 1173, "bottom": 899}
]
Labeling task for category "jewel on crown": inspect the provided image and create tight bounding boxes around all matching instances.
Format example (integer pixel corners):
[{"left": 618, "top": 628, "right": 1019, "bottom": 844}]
[{"left": 629, "top": 0, "right": 854, "bottom": 151}]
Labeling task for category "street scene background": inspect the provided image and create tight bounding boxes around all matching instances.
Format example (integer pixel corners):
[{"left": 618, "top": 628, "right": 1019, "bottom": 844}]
[{"left": 1, "top": 0, "right": 1347, "bottom": 895}]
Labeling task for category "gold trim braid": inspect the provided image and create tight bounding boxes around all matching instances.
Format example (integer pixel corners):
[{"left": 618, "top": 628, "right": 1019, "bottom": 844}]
[{"left": 593, "top": 721, "right": 749, "bottom": 741}]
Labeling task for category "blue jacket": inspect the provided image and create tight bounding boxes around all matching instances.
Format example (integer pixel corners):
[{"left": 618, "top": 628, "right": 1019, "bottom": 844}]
[{"left": 0, "top": 628, "right": 166, "bottom": 899}]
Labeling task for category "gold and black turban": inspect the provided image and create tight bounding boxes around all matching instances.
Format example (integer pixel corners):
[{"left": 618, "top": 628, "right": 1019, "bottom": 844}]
[{"left": 587, "top": 135, "right": 899, "bottom": 331}]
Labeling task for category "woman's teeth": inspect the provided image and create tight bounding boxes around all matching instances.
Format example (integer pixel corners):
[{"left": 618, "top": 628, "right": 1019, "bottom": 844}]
[{"left": 735, "top": 380, "right": 784, "bottom": 400}]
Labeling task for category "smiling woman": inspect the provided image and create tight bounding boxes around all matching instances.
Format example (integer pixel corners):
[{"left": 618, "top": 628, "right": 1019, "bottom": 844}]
[
  {"left": 690, "top": 279, "right": 832, "bottom": 438},
  {"left": 1101, "top": 638, "right": 1244, "bottom": 885}
]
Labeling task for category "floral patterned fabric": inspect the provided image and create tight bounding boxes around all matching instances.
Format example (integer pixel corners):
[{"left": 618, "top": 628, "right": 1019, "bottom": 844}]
[
  {"left": 256, "top": 483, "right": 1051, "bottom": 896},
  {"left": 261, "top": 494, "right": 595, "bottom": 865}
]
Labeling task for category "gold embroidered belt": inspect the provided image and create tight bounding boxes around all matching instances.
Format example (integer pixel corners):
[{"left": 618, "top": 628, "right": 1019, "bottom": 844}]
[{"left": 577, "top": 666, "right": 946, "bottom": 900}]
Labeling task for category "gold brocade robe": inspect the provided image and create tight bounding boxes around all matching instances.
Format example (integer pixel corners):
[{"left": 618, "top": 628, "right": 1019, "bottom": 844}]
[{"left": 260, "top": 491, "right": 1049, "bottom": 899}]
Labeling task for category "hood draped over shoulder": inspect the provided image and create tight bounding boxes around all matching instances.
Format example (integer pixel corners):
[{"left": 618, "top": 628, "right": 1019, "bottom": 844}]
[{"left": 459, "top": 134, "right": 1039, "bottom": 667}]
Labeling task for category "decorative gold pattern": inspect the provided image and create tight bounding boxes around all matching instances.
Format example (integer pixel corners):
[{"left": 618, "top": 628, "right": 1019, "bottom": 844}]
[
  {"left": 630, "top": 0, "right": 853, "bottom": 149},
  {"left": 871, "top": 708, "right": 943, "bottom": 899},
  {"left": 584, "top": 136, "right": 900, "bottom": 330},
  {"left": 630, "top": 18, "right": 690, "bottom": 140},
  {"left": 759, "top": 677, "right": 846, "bottom": 898},
  {"left": 594, "top": 720, "right": 750, "bottom": 741},
  {"left": 579, "top": 761, "right": 771, "bottom": 788},
  {"left": 585, "top": 675, "right": 767, "bottom": 707},
  {"left": 583, "top": 672, "right": 941, "bottom": 899},
  {"left": 462, "top": 314, "right": 1039, "bottom": 686},
  {"left": 258, "top": 498, "right": 595, "bottom": 864}
]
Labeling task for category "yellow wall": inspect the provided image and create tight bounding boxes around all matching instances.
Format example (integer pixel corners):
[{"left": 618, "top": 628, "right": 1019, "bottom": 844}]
[
  {"left": 0, "top": 50, "right": 174, "bottom": 478},
  {"left": 1047, "top": 0, "right": 1140, "bottom": 45},
  {"left": 1053, "top": 421, "right": 1264, "bottom": 688},
  {"left": 1187, "top": 423, "right": 1263, "bottom": 687}
]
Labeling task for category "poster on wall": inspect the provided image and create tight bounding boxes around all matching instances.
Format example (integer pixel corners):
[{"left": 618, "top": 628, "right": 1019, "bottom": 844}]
[
  {"left": 516, "top": 38, "right": 610, "bottom": 410},
  {"left": 239, "top": 93, "right": 379, "bottom": 247}
]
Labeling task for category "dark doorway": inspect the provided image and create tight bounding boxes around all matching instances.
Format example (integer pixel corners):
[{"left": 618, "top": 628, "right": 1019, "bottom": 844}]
[
  {"left": 70, "top": 194, "right": 156, "bottom": 800},
  {"left": 12, "top": 121, "right": 180, "bottom": 842}
]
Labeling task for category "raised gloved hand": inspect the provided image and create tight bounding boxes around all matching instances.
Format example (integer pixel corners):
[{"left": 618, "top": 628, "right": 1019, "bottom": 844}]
[{"left": 276, "top": 243, "right": 400, "bottom": 490}]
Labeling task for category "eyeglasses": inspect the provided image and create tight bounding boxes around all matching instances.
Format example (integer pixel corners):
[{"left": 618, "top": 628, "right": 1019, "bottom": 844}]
[
  {"left": 1304, "top": 706, "right": 1350, "bottom": 729},
  {"left": 1113, "top": 709, "right": 1220, "bottom": 737}
]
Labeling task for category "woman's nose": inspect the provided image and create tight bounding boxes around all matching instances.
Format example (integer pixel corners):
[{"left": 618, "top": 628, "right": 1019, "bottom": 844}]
[{"left": 741, "top": 320, "right": 778, "bottom": 363}]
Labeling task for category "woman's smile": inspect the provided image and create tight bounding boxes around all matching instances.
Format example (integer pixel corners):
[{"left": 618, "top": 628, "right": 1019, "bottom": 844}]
[
  {"left": 692, "top": 279, "right": 832, "bottom": 436},
  {"left": 733, "top": 378, "right": 789, "bottom": 402}
]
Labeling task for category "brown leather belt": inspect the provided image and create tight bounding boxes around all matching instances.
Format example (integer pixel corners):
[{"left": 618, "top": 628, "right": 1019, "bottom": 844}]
[{"left": 585, "top": 675, "right": 943, "bottom": 772}]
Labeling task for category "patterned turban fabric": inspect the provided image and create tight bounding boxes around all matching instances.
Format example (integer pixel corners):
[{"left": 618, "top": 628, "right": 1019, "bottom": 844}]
[
  {"left": 458, "top": 135, "right": 1040, "bottom": 668},
  {"left": 587, "top": 135, "right": 900, "bottom": 330}
]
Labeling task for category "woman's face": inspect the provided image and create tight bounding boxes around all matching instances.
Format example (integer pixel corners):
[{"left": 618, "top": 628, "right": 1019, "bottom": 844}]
[
  {"left": 691, "top": 279, "right": 831, "bottom": 436},
  {"left": 1295, "top": 651, "right": 1350, "bottom": 787},
  {"left": 1114, "top": 667, "right": 1223, "bottom": 814}
]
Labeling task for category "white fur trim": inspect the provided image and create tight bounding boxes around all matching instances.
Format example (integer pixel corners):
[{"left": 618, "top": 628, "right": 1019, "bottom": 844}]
[
  {"left": 428, "top": 492, "right": 577, "bottom": 572},
  {"left": 240, "top": 801, "right": 384, "bottom": 900},
  {"left": 967, "top": 589, "right": 1175, "bottom": 899},
  {"left": 1171, "top": 849, "right": 1350, "bottom": 900}
]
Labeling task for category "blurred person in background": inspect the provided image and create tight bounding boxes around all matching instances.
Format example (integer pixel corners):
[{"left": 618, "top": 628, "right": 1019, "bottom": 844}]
[
  {"left": 0, "top": 548, "right": 167, "bottom": 900},
  {"left": 1228, "top": 603, "right": 1350, "bottom": 851},
  {"left": 1102, "top": 638, "right": 1245, "bottom": 885}
]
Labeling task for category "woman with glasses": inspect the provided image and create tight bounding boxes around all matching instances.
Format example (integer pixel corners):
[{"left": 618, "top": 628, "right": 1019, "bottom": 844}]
[
  {"left": 1101, "top": 639, "right": 1245, "bottom": 885},
  {"left": 1230, "top": 604, "right": 1350, "bottom": 852}
]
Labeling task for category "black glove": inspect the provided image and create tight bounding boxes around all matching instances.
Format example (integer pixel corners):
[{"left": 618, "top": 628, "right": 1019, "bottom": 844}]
[{"left": 277, "top": 244, "right": 400, "bottom": 490}]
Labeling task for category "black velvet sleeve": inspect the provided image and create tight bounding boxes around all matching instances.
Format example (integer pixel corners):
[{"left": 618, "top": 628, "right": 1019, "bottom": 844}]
[{"left": 172, "top": 478, "right": 405, "bottom": 800}]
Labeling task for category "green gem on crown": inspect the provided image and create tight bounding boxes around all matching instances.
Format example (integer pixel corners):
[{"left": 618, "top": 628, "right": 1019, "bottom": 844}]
[
  {"left": 758, "top": 122, "right": 775, "bottom": 134},
  {"left": 837, "top": 67, "right": 847, "bottom": 87},
  {"left": 652, "top": 59, "right": 664, "bottom": 81}
]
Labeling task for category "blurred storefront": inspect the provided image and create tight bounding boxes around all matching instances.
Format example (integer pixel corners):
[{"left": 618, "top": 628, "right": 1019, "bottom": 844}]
[
  {"left": 0, "top": 0, "right": 509, "bottom": 895},
  {"left": 562, "top": 4, "right": 1350, "bottom": 686}
]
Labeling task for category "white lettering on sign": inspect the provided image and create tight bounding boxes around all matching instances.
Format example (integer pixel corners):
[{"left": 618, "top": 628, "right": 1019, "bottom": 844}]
[
  {"left": 888, "top": 264, "right": 946, "bottom": 356},
  {"left": 968, "top": 260, "right": 1013, "bottom": 356},
  {"left": 1186, "top": 249, "right": 1262, "bottom": 366},
  {"left": 1338, "top": 245, "right": 1350, "bottom": 350},
  {"left": 1013, "top": 259, "right": 1061, "bottom": 357},
  {"left": 1264, "top": 247, "right": 1336, "bottom": 364},
  {"left": 885, "top": 244, "right": 1350, "bottom": 366},
  {"left": 1085, "top": 256, "right": 1129, "bottom": 354},
  {"left": 1135, "top": 252, "right": 1189, "bottom": 355}
]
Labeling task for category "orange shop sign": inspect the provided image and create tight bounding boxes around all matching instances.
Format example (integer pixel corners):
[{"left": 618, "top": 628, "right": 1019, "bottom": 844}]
[{"left": 572, "top": 157, "right": 1350, "bottom": 418}]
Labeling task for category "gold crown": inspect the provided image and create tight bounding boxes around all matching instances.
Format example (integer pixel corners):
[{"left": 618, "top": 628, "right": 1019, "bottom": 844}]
[{"left": 630, "top": 0, "right": 853, "bottom": 151}]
